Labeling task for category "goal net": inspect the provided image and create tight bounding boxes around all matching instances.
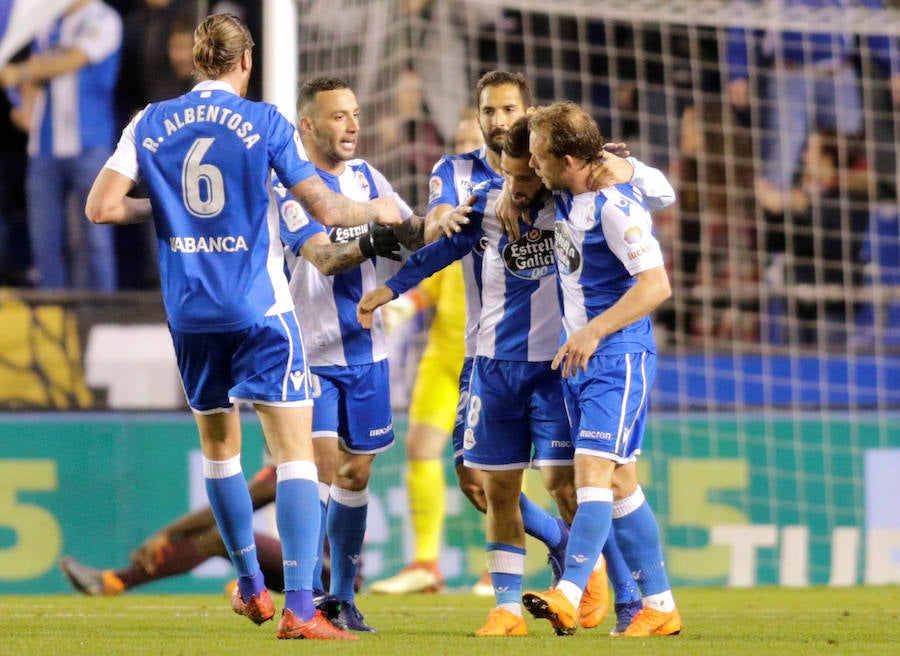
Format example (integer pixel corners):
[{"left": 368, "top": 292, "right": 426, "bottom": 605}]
[{"left": 289, "top": 0, "right": 900, "bottom": 588}]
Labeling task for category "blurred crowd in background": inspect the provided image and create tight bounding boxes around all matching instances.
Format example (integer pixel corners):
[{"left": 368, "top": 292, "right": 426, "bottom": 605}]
[{"left": 1, "top": 0, "right": 898, "bottom": 350}]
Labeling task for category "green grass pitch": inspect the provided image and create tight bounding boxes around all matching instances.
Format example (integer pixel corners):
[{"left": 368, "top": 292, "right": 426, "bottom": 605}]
[{"left": 2, "top": 587, "right": 898, "bottom": 655}]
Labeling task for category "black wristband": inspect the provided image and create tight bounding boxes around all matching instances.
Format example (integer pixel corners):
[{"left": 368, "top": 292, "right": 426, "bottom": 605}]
[{"left": 358, "top": 232, "right": 376, "bottom": 258}]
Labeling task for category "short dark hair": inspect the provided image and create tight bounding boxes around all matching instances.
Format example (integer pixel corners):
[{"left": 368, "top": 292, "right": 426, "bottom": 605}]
[
  {"left": 297, "top": 77, "right": 351, "bottom": 116},
  {"left": 475, "top": 70, "right": 532, "bottom": 110},
  {"left": 503, "top": 116, "right": 531, "bottom": 159}
]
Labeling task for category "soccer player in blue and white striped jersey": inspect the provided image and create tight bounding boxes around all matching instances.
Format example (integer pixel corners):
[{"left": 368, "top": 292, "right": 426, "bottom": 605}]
[
  {"left": 277, "top": 77, "right": 421, "bottom": 633},
  {"left": 522, "top": 101, "right": 681, "bottom": 638},
  {"left": 368, "top": 73, "right": 577, "bottom": 601},
  {"left": 85, "top": 14, "right": 399, "bottom": 641}
]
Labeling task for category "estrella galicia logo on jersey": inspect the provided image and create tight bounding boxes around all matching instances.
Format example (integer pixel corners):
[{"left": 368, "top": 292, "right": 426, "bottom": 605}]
[
  {"left": 503, "top": 229, "right": 556, "bottom": 280},
  {"left": 354, "top": 170, "right": 371, "bottom": 197},
  {"left": 428, "top": 176, "right": 443, "bottom": 204},
  {"left": 273, "top": 181, "right": 288, "bottom": 198},
  {"left": 281, "top": 199, "right": 308, "bottom": 232},
  {"left": 330, "top": 224, "right": 370, "bottom": 244},
  {"left": 553, "top": 222, "right": 581, "bottom": 275},
  {"left": 474, "top": 235, "right": 488, "bottom": 256}
]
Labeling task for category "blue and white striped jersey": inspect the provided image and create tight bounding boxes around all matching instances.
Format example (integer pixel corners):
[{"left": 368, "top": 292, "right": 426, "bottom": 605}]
[
  {"left": 28, "top": 0, "right": 122, "bottom": 157},
  {"left": 553, "top": 184, "right": 664, "bottom": 353},
  {"left": 427, "top": 145, "right": 500, "bottom": 357},
  {"left": 279, "top": 159, "right": 413, "bottom": 367},
  {"left": 475, "top": 182, "right": 560, "bottom": 361},
  {"left": 105, "top": 80, "right": 317, "bottom": 332},
  {"left": 386, "top": 178, "right": 560, "bottom": 362}
]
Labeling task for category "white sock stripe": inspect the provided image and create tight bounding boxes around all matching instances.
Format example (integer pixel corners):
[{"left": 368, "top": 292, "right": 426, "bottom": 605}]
[
  {"left": 612, "top": 485, "right": 646, "bottom": 518},
  {"left": 576, "top": 486, "right": 614, "bottom": 504},
  {"left": 486, "top": 549, "right": 526, "bottom": 574},
  {"left": 276, "top": 460, "right": 318, "bottom": 482},
  {"left": 203, "top": 454, "right": 242, "bottom": 479},
  {"left": 330, "top": 485, "right": 369, "bottom": 507},
  {"left": 318, "top": 481, "right": 331, "bottom": 505}
]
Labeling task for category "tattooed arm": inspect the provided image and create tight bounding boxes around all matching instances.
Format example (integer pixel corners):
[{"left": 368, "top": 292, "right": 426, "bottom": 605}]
[
  {"left": 289, "top": 175, "right": 402, "bottom": 227},
  {"left": 299, "top": 232, "right": 371, "bottom": 275},
  {"left": 392, "top": 215, "right": 426, "bottom": 252}
]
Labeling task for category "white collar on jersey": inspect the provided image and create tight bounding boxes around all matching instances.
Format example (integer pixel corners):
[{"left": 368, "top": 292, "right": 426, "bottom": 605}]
[{"left": 191, "top": 80, "right": 239, "bottom": 96}]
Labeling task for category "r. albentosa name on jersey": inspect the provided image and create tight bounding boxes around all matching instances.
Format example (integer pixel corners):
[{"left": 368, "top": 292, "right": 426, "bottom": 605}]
[{"left": 142, "top": 105, "right": 261, "bottom": 151}]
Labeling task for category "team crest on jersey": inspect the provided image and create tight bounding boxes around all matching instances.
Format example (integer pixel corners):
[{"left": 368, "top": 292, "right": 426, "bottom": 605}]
[
  {"left": 577, "top": 201, "right": 596, "bottom": 229},
  {"left": 428, "top": 176, "right": 443, "bottom": 203},
  {"left": 281, "top": 199, "right": 308, "bottom": 231},
  {"left": 354, "top": 170, "right": 372, "bottom": 197},
  {"left": 503, "top": 229, "right": 556, "bottom": 280},
  {"left": 553, "top": 222, "right": 581, "bottom": 275}
]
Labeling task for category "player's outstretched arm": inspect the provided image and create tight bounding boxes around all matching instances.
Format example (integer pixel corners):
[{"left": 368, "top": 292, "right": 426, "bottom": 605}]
[
  {"left": 301, "top": 226, "right": 400, "bottom": 275},
  {"left": 290, "top": 175, "right": 402, "bottom": 227},
  {"left": 393, "top": 215, "right": 426, "bottom": 251},
  {"left": 424, "top": 199, "right": 474, "bottom": 243},
  {"left": 357, "top": 285, "right": 396, "bottom": 329}
]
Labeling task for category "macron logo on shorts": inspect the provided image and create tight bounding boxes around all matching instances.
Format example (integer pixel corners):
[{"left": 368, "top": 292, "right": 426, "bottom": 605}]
[
  {"left": 579, "top": 429, "right": 612, "bottom": 440},
  {"left": 289, "top": 370, "right": 306, "bottom": 391}
]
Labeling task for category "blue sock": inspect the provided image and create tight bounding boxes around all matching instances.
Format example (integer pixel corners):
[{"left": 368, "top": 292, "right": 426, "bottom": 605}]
[
  {"left": 313, "top": 494, "right": 327, "bottom": 594},
  {"left": 613, "top": 488, "right": 671, "bottom": 597},
  {"left": 203, "top": 456, "right": 260, "bottom": 599},
  {"left": 520, "top": 493, "right": 565, "bottom": 549},
  {"left": 276, "top": 461, "right": 321, "bottom": 620},
  {"left": 561, "top": 490, "right": 612, "bottom": 591},
  {"left": 236, "top": 571, "right": 266, "bottom": 602},
  {"left": 486, "top": 542, "right": 526, "bottom": 607},
  {"left": 326, "top": 486, "right": 368, "bottom": 602},
  {"left": 604, "top": 525, "right": 640, "bottom": 604},
  {"left": 285, "top": 590, "right": 315, "bottom": 621}
]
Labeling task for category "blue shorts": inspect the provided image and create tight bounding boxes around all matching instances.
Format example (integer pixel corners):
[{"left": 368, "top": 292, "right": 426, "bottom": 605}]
[
  {"left": 170, "top": 311, "right": 313, "bottom": 413},
  {"left": 451, "top": 356, "right": 475, "bottom": 466},
  {"left": 309, "top": 360, "right": 394, "bottom": 455},
  {"left": 463, "top": 357, "right": 573, "bottom": 470},
  {"left": 562, "top": 351, "right": 656, "bottom": 463}
]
